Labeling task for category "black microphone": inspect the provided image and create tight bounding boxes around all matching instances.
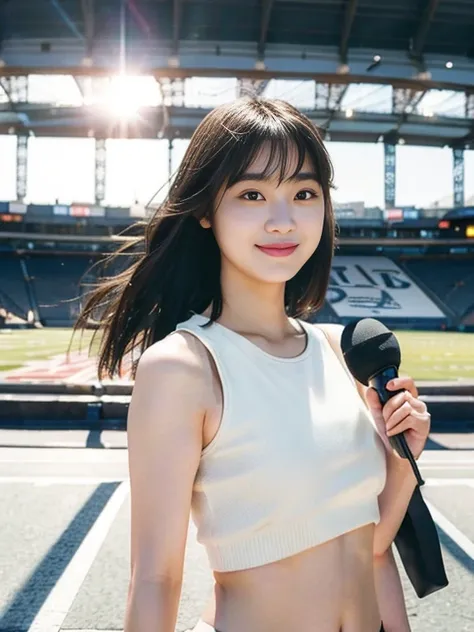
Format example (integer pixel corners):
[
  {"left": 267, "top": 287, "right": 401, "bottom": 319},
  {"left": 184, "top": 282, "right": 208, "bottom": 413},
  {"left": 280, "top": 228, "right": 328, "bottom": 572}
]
[{"left": 340, "top": 318, "right": 425, "bottom": 486}]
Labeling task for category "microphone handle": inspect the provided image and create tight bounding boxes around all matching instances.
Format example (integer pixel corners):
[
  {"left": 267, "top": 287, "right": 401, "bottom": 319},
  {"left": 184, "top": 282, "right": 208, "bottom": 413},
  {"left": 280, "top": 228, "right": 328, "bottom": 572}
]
[{"left": 370, "top": 368, "right": 425, "bottom": 487}]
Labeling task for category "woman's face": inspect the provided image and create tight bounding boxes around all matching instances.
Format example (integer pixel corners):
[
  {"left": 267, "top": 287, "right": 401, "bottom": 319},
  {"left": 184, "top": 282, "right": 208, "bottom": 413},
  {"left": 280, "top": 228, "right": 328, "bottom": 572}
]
[{"left": 201, "top": 143, "right": 326, "bottom": 286}]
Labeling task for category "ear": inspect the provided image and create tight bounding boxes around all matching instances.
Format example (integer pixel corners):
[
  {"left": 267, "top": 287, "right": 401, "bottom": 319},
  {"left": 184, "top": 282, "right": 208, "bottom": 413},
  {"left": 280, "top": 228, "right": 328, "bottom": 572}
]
[{"left": 200, "top": 218, "right": 211, "bottom": 229}]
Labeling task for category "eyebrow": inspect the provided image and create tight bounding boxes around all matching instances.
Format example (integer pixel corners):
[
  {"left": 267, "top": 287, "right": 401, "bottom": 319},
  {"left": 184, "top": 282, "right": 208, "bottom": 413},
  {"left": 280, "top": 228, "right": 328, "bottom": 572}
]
[{"left": 234, "top": 171, "right": 320, "bottom": 184}]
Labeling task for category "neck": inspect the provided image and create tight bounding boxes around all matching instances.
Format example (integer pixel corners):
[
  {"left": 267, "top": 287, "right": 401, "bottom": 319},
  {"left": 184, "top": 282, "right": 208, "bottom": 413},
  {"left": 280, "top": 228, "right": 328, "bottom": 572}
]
[{"left": 201, "top": 262, "right": 302, "bottom": 341}]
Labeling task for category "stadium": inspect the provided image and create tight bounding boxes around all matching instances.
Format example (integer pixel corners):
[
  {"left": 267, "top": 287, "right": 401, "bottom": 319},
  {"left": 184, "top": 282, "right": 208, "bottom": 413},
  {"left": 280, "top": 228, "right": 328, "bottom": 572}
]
[{"left": 0, "top": 1, "right": 473, "bottom": 632}]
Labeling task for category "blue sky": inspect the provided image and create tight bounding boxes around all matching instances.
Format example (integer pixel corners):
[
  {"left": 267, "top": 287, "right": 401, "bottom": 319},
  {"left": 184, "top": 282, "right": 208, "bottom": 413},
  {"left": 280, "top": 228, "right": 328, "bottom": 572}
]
[{"left": 0, "top": 76, "right": 473, "bottom": 209}]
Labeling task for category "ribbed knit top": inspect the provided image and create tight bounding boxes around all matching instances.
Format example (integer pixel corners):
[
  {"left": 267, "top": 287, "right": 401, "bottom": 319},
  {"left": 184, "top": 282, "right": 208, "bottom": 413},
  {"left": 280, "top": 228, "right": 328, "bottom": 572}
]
[{"left": 174, "top": 312, "right": 387, "bottom": 572}]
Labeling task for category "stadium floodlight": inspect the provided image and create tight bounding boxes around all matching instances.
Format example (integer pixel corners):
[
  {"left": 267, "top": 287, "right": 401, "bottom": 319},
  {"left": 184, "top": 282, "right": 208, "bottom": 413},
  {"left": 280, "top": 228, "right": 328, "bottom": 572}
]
[
  {"left": 336, "top": 64, "right": 350, "bottom": 75},
  {"left": 104, "top": 75, "right": 142, "bottom": 119},
  {"left": 446, "top": 61, "right": 453, "bottom": 69}
]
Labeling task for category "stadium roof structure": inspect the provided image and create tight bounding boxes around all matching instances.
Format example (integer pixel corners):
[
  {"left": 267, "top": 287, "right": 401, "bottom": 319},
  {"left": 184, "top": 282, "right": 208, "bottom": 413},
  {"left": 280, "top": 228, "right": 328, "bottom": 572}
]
[{"left": 0, "top": 0, "right": 473, "bottom": 146}]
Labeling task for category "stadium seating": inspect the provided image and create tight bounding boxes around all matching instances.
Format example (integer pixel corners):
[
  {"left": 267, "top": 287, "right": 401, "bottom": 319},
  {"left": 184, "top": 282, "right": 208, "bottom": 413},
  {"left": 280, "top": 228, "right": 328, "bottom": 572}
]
[
  {"left": 403, "top": 258, "right": 474, "bottom": 324},
  {"left": 24, "top": 255, "right": 96, "bottom": 327},
  {"left": 1, "top": 251, "right": 472, "bottom": 331},
  {"left": 0, "top": 252, "right": 32, "bottom": 319}
]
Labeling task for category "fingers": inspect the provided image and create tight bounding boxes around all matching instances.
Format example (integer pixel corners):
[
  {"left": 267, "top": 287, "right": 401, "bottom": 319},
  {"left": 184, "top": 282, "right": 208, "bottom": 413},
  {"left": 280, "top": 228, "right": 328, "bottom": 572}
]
[
  {"left": 382, "top": 388, "right": 427, "bottom": 421},
  {"left": 386, "top": 402, "right": 420, "bottom": 434},
  {"left": 386, "top": 377, "right": 418, "bottom": 398},
  {"left": 386, "top": 408, "right": 430, "bottom": 437},
  {"left": 365, "top": 387, "right": 382, "bottom": 411}
]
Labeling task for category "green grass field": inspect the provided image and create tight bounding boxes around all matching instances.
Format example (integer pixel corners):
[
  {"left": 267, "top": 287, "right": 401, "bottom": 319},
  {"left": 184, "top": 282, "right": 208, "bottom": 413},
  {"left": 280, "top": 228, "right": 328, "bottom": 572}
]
[
  {"left": 0, "top": 328, "right": 98, "bottom": 373},
  {"left": 0, "top": 327, "right": 473, "bottom": 381}
]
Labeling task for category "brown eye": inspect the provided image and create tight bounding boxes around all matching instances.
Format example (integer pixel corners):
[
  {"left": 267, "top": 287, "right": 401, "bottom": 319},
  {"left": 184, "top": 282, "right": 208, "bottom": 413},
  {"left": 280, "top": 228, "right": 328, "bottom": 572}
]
[
  {"left": 242, "top": 191, "right": 263, "bottom": 201},
  {"left": 295, "top": 190, "right": 317, "bottom": 201}
]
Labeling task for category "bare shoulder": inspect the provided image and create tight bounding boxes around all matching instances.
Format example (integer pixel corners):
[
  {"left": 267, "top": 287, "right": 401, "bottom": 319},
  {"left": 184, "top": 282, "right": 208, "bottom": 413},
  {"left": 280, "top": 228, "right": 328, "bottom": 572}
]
[
  {"left": 134, "top": 329, "right": 213, "bottom": 404},
  {"left": 126, "top": 331, "right": 213, "bottom": 584}
]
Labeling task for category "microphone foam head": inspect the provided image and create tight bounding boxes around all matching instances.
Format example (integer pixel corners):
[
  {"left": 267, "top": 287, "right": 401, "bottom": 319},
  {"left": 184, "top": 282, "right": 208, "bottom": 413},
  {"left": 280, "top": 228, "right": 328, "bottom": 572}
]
[{"left": 340, "top": 318, "right": 401, "bottom": 386}]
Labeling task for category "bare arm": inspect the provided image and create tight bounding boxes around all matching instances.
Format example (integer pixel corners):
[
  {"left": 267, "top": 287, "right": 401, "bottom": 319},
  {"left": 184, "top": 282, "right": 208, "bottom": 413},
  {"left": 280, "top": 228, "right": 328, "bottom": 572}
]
[
  {"left": 124, "top": 334, "right": 207, "bottom": 632},
  {"left": 373, "top": 546, "right": 411, "bottom": 632}
]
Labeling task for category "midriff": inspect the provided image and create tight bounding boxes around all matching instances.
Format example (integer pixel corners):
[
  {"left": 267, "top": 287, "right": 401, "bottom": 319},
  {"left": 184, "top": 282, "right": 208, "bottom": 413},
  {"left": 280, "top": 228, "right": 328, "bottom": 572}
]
[{"left": 200, "top": 523, "right": 381, "bottom": 632}]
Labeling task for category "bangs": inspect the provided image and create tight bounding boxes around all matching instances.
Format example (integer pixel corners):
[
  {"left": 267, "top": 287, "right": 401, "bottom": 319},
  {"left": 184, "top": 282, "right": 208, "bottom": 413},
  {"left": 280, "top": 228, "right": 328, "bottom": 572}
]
[{"left": 213, "top": 104, "right": 333, "bottom": 193}]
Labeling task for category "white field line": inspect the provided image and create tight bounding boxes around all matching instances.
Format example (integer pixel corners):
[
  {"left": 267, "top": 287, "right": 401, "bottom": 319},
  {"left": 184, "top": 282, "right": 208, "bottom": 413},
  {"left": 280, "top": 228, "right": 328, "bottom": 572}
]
[
  {"left": 425, "top": 499, "right": 474, "bottom": 561},
  {"left": 27, "top": 481, "right": 129, "bottom": 632}
]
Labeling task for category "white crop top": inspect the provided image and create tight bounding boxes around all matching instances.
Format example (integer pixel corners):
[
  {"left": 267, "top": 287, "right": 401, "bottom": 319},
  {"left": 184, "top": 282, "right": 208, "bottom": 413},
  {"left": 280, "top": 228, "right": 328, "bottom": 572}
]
[{"left": 174, "top": 312, "right": 387, "bottom": 572}]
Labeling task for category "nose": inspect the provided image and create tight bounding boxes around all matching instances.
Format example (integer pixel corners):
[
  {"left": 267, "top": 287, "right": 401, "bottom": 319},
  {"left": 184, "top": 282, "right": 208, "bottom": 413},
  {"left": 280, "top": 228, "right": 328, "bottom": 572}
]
[{"left": 264, "top": 200, "right": 297, "bottom": 234}]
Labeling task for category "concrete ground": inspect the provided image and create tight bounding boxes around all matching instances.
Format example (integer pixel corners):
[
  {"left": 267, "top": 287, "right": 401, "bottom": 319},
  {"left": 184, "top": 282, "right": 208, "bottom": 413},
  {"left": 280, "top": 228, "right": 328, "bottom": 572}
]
[{"left": 0, "top": 427, "right": 473, "bottom": 632}]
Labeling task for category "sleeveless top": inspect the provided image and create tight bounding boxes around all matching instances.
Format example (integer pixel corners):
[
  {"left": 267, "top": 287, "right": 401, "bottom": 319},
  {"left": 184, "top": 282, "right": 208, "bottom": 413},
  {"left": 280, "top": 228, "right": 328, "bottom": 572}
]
[{"left": 173, "top": 312, "right": 387, "bottom": 572}]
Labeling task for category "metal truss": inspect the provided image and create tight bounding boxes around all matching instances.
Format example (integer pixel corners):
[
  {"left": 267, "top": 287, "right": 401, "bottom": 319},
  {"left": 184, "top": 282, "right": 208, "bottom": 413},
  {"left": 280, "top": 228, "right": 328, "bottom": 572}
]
[
  {"left": 172, "top": 0, "right": 182, "bottom": 58},
  {"left": 237, "top": 79, "right": 269, "bottom": 98},
  {"left": 452, "top": 148, "right": 465, "bottom": 207},
  {"left": 0, "top": 75, "right": 28, "bottom": 102},
  {"left": 409, "top": 0, "right": 441, "bottom": 69},
  {"left": 16, "top": 135, "right": 28, "bottom": 201},
  {"left": 259, "top": 0, "right": 275, "bottom": 60},
  {"left": 81, "top": 0, "right": 95, "bottom": 59},
  {"left": 340, "top": 0, "right": 358, "bottom": 66},
  {"left": 1, "top": 101, "right": 472, "bottom": 148},
  {"left": 94, "top": 138, "right": 106, "bottom": 204},
  {"left": 1, "top": 63, "right": 472, "bottom": 95}
]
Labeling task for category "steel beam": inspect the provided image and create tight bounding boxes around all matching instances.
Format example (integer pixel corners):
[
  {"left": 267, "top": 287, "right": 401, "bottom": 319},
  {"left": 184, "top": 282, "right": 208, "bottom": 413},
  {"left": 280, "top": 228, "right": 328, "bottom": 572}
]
[
  {"left": 384, "top": 143, "right": 396, "bottom": 209},
  {"left": 94, "top": 138, "right": 106, "bottom": 204},
  {"left": 452, "top": 148, "right": 464, "bottom": 207},
  {"left": 16, "top": 135, "right": 28, "bottom": 201},
  {"left": 466, "top": 92, "right": 474, "bottom": 119},
  {"left": 0, "top": 65, "right": 472, "bottom": 95},
  {"left": 0, "top": 75, "right": 27, "bottom": 104},
  {"left": 172, "top": 0, "right": 181, "bottom": 57},
  {"left": 340, "top": 0, "right": 358, "bottom": 65},
  {"left": 0, "top": 0, "right": 8, "bottom": 53},
  {"left": 412, "top": 0, "right": 441, "bottom": 58},
  {"left": 81, "top": 0, "right": 95, "bottom": 58},
  {"left": 392, "top": 87, "right": 427, "bottom": 115},
  {"left": 259, "top": 0, "right": 275, "bottom": 59},
  {"left": 0, "top": 104, "right": 471, "bottom": 147},
  {"left": 319, "top": 84, "right": 349, "bottom": 131},
  {"left": 237, "top": 78, "right": 269, "bottom": 97},
  {"left": 0, "top": 77, "right": 11, "bottom": 101},
  {"left": 50, "top": 0, "right": 85, "bottom": 41}
]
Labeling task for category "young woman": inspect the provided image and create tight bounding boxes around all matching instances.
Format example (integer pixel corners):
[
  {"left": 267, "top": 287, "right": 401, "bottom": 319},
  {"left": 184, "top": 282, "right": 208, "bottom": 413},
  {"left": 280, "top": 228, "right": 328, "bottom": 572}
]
[{"left": 75, "top": 97, "right": 430, "bottom": 632}]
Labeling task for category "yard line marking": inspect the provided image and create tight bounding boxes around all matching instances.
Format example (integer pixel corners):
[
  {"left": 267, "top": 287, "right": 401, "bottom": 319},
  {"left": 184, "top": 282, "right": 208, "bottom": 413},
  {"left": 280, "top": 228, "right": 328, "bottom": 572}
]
[
  {"left": 27, "top": 481, "right": 129, "bottom": 632},
  {"left": 425, "top": 499, "right": 474, "bottom": 561}
]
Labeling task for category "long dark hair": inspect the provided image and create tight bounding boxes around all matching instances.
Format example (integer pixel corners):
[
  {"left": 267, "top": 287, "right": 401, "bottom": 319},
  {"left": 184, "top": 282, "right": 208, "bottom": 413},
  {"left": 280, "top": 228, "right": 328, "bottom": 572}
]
[{"left": 73, "top": 97, "right": 336, "bottom": 379}]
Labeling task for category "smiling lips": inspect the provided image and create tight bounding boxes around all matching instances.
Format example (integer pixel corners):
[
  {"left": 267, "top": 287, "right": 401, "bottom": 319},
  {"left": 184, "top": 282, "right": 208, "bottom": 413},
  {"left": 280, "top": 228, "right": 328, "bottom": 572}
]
[{"left": 255, "top": 243, "right": 299, "bottom": 257}]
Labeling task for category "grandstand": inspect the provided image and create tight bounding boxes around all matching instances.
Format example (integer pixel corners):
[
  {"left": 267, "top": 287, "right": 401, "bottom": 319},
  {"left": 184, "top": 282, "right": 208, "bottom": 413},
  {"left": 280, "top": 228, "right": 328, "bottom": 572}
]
[
  {"left": 1, "top": 202, "right": 473, "bottom": 332},
  {"left": 1, "top": 217, "right": 473, "bottom": 333},
  {"left": 0, "top": 0, "right": 474, "bottom": 344}
]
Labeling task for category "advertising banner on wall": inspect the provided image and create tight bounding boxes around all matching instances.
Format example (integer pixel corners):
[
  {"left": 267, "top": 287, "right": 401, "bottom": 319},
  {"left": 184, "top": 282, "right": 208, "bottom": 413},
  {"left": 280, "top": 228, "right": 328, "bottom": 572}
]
[
  {"left": 327, "top": 256, "right": 445, "bottom": 319},
  {"left": 53, "top": 205, "right": 69, "bottom": 216},
  {"left": 70, "top": 205, "right": 90, "bottom": 217},
  {"left": 8, "top": 202, "right": 27, "bottom": 214}
]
